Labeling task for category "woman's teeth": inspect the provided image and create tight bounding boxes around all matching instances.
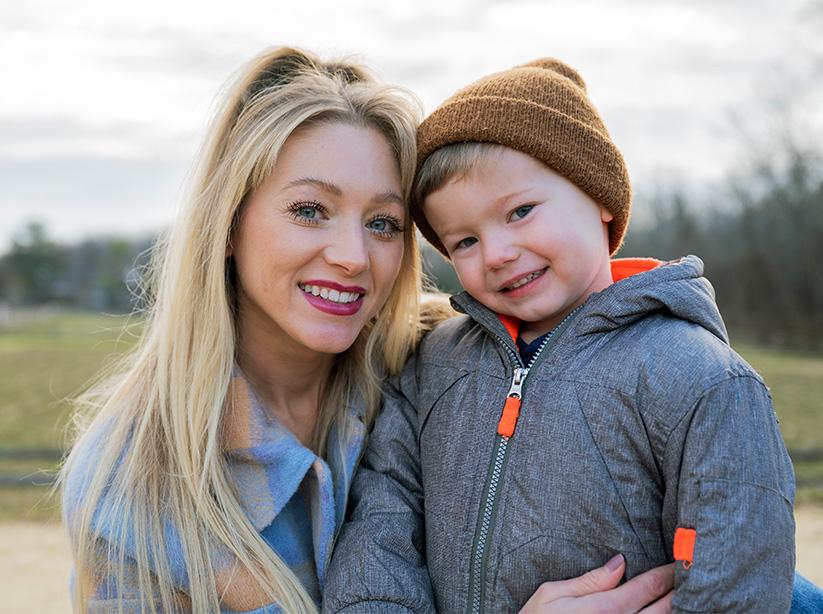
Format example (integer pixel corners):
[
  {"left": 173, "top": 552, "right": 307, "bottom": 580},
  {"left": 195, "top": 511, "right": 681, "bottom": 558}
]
[
  {"left": 299, "top": 284, "right": 361, "bottom": 304},
  {"left": 506, "top": 269, "right": 544, "bottom": 290}
]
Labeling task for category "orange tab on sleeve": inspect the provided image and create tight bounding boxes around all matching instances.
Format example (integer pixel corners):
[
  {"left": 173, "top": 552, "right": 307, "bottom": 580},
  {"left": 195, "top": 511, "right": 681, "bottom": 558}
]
[
  {"left": 497, "top": 396, "right": 522, "bottom": 437},
  {"left": 673, "top": 527, "right": 696, "bottom": 569}
]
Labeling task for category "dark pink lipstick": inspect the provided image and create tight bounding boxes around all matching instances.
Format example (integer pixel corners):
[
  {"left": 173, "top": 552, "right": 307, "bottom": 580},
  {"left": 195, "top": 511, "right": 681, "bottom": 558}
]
[{"left": 300, "top": 279, "right": 366, "bottom": 316}]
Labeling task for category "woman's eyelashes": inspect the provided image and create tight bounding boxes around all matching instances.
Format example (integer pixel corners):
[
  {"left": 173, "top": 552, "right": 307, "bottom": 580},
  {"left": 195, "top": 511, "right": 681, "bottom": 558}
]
[
  {"left": 286, "top": 200, "right": 327, "bottom": 224},
  {"left": 366, "top": 215, "right": 404, "bottom": 240},
  {"left": 286, "top": 201, "right": 403, "bottom": 239}
]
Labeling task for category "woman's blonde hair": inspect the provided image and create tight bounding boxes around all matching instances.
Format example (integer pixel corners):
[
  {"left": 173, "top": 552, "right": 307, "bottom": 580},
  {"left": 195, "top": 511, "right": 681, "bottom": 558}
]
[{"left": 59, "top": 46, "right": 423, "bottom": 614}]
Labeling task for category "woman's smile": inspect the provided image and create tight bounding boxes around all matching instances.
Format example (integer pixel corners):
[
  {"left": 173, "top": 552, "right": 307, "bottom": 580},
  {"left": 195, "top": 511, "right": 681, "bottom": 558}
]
[{"left": 298, "top": 279, "right": 366, "bottom": 315}]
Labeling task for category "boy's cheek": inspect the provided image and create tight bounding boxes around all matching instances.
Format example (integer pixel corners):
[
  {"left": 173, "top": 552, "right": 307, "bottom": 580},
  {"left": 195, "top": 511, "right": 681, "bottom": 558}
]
[{"left": 450, "top": 261, "right": 474, "bottom": 290}]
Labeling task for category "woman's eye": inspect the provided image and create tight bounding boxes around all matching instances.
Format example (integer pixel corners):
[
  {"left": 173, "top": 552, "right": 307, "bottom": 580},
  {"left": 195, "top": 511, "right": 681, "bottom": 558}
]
[
  {"left": 455, "top": 236, "right": 478, "bottom": 250},
  {"left": 366, "top": 215, "right": 403, "bottom": 239},
  {"left": 296, "top": 206, "right": 317, "bottom": 219},
  {"left": 510, "top": 205, "right": 534, "bottom": 221},
  {"left": 287, "top": 201, "right": 326, "bottom": 224}
]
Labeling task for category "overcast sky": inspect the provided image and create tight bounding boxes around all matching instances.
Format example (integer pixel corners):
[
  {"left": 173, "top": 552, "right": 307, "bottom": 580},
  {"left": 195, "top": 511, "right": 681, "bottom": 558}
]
[{"left": 2, "top": 0, "right": 822, "bottom": 250}]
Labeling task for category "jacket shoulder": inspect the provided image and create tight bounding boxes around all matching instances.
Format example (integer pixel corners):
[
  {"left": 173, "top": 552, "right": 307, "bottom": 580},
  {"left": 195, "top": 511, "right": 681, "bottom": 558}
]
[
  {"left": 583, "top": 315, "right": 764, "bottom": 429},
  {"left": 416, "top": 314, "right": 486, "bottom": 366}
]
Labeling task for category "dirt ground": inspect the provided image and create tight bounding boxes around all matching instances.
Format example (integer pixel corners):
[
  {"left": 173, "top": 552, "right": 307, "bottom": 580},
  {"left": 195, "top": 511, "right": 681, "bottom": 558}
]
[{"left": 3, "top": 507, "right": 822, "bottom": 613}]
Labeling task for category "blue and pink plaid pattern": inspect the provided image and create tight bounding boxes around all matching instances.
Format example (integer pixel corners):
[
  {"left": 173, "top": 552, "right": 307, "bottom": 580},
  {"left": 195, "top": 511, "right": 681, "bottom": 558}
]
[{"left": 63, "top": 367, "right": 367, "bottom": 612}]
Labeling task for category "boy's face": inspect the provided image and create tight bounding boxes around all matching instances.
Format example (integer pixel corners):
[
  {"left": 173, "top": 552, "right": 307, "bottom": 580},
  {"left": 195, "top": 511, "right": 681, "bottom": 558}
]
[{"left": 422, "top": 146, "right": 614, "bottom": 340}]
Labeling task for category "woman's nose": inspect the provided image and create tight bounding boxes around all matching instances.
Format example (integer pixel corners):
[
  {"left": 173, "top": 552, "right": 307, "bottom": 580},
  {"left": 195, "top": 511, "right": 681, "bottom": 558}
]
[{"left": 324, "top": 222, "right": 370, "bottom": 277}]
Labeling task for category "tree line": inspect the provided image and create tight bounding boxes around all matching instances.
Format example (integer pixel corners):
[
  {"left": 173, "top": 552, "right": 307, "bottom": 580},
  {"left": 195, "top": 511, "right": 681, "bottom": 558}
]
[
  {"left": 0, "top": 223, "right": 153, "bottom": 313},
  {"left": 619, "top": 142, "right": 823, "bottom": 350}
]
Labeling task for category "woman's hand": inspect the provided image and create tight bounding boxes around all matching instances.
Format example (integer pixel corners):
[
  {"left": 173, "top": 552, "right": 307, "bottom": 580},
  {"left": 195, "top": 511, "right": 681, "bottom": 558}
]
[{"left": 519, "top": 555, "right": 674, "bottom": 614}]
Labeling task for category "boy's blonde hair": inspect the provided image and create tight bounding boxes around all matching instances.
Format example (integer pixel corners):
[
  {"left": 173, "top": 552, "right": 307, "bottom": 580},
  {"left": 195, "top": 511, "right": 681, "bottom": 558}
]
[{"left": 412, "top": 142, "right": 504, "bottom": 220}]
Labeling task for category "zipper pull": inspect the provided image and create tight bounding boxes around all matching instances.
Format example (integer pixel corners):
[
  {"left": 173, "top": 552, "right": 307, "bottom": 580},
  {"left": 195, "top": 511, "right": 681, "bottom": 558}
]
[{"left": 497, "top": 367, "right": 528, "bottom": 437}]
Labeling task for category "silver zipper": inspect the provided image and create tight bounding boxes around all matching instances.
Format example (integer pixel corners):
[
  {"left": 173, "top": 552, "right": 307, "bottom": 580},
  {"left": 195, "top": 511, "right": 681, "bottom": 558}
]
[
  {"left": 466, "top": 306, "right": 582, "bottom": 614},
  {"left": 467, "top": 366, "right": 527, "bottom": 614}
]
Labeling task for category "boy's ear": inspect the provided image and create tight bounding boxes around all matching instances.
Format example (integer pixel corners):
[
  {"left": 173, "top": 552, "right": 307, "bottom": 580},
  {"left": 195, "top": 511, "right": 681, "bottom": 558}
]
[{"left": 600, "top": 207, "right": 614, "bottom": 223}]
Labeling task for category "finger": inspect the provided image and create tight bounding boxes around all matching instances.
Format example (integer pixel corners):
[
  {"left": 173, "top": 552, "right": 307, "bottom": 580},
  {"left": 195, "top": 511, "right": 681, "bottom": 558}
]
[
  {"left": 638, "top": 589, "right": 674, "bottom": 614},
  {"left": 535, "top": 554, "right": 625, "bottom": 601},
  {"left": 596, "top": 563, "right": 675, "bottom": 613}
]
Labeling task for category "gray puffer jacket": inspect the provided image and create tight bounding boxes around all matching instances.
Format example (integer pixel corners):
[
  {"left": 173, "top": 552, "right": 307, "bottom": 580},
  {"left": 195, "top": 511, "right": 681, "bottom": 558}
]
[{"left": 323, "top": 256, "right": 795, "bottom": 614}]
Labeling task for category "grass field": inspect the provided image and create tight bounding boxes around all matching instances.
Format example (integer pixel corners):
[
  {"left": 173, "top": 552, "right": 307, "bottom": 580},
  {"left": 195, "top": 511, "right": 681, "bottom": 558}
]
[
  {"left": 1, "top": 312, "right": 822, "bottom": 521},
  {"left": 0, "top": 312, "right": 140, "bottom": 521}
]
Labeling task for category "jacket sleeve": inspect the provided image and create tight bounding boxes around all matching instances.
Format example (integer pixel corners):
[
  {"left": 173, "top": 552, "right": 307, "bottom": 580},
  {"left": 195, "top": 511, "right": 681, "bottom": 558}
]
[
  {"left": 663, "top": 374, "right": 795, "bottom": 613},
  {"left": 322, "top": 374, "right": 435, "bottom": 614}
]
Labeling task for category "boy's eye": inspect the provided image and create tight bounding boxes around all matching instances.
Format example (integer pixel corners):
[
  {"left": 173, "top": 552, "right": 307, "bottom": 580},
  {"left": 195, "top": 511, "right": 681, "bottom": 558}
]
[
  {"left": 455, "top": 236, "right": 478, "bottom": 250},
  {"left": 510, "top": 205, "right": 534, "bottom": 221}
]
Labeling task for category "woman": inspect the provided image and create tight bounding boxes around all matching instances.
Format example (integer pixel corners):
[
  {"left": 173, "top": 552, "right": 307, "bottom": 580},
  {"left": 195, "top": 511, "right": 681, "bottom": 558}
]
[{"left": 60, "top": 47, "right": 675, "bottom": 613}]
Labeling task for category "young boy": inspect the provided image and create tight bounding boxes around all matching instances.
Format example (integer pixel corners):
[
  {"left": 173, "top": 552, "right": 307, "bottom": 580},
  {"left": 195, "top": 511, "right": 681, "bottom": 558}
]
[{"left": 324, "top": 59, "right": 796, "bottom": 613}]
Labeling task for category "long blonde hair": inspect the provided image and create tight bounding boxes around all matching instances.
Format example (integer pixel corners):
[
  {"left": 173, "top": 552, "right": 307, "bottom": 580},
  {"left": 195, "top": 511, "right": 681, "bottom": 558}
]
[{"left": 59, "top": 47, "right": 423, "bottom": 614}]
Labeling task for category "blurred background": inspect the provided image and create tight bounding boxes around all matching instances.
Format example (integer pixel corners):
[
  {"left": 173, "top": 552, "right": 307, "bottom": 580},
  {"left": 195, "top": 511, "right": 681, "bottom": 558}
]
[{"left": 1, "top": 0, "right": 822, "bottom": 610}]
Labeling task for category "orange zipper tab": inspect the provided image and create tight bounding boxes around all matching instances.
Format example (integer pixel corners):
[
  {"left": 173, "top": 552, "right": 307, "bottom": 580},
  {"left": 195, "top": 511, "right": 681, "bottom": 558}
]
[
  {"left": 497, "top": 368, "right": 528, "bottom": 437},
  {"left": 497, "top": 396, "right": 522, "bottom": 437},
  {"left": 673, "top": 527, "right": 696, "bottom": 569}
]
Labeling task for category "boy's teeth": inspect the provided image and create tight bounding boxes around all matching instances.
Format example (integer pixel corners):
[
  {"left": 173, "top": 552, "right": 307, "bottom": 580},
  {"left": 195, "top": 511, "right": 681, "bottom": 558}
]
[
  {"left": 507, "top": 270, "right": 541, "bottom": 290},
  {"left": 299, "top": 284, "right": 361, "bottom": 304}
]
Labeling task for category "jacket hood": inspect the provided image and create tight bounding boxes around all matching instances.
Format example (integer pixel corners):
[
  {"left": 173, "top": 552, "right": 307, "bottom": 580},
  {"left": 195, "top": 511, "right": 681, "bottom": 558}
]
[
  {"left": 577, "top": 255, "right": 728, "bottom": 343},
  {"left": 451, "top": 255, "right": 729, "bottom": 346}
]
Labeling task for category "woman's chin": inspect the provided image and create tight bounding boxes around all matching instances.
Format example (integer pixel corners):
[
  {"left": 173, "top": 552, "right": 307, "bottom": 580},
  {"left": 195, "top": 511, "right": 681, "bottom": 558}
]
[{"left": 298, "top": 325, "right": 362, "bottom": 356}]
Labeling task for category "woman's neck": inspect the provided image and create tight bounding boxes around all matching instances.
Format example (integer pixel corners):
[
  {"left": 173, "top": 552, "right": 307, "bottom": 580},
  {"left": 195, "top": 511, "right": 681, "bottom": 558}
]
[{"left": 235, "top": 319, "right": 335, "bottom": 448}]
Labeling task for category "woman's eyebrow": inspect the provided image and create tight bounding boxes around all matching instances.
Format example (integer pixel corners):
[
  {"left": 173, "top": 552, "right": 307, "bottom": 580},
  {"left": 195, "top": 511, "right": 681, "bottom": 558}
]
[
  {"left": 281, "top": 177, "right": 402, "bottom": 207},
  {"left": 282, "top": 176, "right": 342, "bottom": 196},
  {"left": 372, "top": 191, "right": 404, "bottom": 207}
]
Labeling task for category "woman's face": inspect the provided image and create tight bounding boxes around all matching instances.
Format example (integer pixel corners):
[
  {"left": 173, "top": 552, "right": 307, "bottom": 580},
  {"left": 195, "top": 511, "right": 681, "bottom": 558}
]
[{"left": 231, "top": 121, "right": 406, "bottom": 356}]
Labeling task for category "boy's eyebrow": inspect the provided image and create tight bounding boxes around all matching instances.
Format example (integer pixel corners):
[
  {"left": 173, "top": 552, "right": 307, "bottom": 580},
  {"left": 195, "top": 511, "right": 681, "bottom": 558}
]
[
  {"left": 280, "top": 176, "right": 403, "bottom": 206},
  {"left": 494, "top": 188, "right": 533, "bottom": 207}
]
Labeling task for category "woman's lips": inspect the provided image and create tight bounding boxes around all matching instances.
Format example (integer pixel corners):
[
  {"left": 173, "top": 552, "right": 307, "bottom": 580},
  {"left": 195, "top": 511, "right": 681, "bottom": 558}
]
[{"left": 299, "top": 280, "right": 366, "bottom": 316}]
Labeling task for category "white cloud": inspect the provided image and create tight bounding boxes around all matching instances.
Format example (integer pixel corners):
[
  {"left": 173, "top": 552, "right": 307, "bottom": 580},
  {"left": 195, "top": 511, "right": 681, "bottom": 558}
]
[{"left": 1, "top": 0, "right": 821, "bottom": 249}]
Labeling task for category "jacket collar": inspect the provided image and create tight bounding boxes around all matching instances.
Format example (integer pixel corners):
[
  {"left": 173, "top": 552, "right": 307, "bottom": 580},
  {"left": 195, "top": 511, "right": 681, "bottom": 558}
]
[
  {"left": 449, "top": 257, "right": 675, "bottom": 352},
  {"left": 222, "top": 368, "right": 366, "bottom": 533}
]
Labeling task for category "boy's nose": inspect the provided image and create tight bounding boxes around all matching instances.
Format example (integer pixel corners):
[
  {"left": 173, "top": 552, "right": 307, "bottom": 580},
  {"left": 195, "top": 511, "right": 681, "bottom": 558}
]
[{"left": 483, "top": 239, "right": 519, "bottom": 271}]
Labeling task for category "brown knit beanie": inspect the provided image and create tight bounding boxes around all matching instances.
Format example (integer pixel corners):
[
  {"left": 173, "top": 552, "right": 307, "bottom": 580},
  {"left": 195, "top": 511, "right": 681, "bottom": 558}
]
[{"left": 414, "top": 58, "right": 631, "bottom": 256}]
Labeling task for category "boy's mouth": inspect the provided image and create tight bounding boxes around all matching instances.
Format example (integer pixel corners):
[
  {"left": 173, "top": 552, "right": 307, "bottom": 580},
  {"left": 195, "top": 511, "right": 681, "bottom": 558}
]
[{"left": 500, "top": 268, "right": 548, "bottom": 292}]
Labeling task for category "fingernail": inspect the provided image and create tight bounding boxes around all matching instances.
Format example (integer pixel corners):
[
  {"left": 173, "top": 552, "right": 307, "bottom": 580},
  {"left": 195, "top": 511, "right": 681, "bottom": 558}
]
[{"left": 606, "top": 553, "right": 624, "bottom": 572}]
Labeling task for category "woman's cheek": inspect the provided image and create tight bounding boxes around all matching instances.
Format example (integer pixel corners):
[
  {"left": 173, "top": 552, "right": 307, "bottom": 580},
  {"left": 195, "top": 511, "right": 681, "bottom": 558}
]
[{"left": 374, "top": 240, "right": 405, "bottom": 309}]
